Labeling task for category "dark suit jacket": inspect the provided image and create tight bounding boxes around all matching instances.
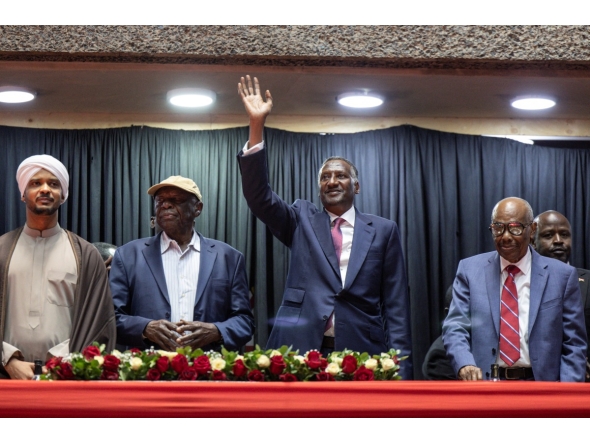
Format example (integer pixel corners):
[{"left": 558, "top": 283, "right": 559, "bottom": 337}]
[
  {"left": 443, "top": 248, "right": 587, "bottom": 381},
  {"left": 109, "top": 232, "right": 254, "bottom": 351},
  {"left": 238, "top": 149, "right": 413, "bottom": 379},
  {"left": 577, "top": 268, "right": 590, "bottom": 343},
  {"left": 422, "top": 336, "right": 456, "bottom": 380}
]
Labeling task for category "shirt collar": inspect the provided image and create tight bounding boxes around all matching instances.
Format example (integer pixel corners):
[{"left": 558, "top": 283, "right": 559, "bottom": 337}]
[
  {"left": 326, "top": 206, "right": 356, "bottom": 228},
  {"left": 500, "top": 246, "right": 532, "bottom": 276},
  {"left": 160, "top": 230, "right": 201, "bottom": 254},
  {"left": 23, "top": 223, "right": 62, "bottom": 239}
]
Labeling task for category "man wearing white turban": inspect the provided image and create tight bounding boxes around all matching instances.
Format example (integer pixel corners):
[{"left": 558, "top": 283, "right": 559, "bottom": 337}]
[{"left": 0, "top": 154, "right": 116, "bottom": 379}]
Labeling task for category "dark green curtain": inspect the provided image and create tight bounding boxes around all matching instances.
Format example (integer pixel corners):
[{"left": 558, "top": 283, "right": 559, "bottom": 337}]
[{"left": 2, "top": 124, "right": 589, "bottom": 379}]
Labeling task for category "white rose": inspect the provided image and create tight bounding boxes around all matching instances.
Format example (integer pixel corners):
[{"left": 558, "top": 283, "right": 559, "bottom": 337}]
[
  {"left": 130, "top": 357, "right": 143, "bottom": 371},
  {"left": 235, "top": 355, "right": 244, "bottom": 361},
  {"left": 381, "top": 358, "right": 395, "bottom": 371},
  {"left": 381, "top": 353, "right": 390, "bottom": 359},
  {"left": 331, "top": 356, "right": 343, "bottom": 366},
  {"left": 270, "top": 350, "right": 282, "bottom": 357},
  {"left": 94, "top": 356, "right": 104, "bottom": 366},
  {"left": 294, "top": 356, "right": 305, "bottom": 364},
  {"left": 157, "top": 351, "right": 178, "bottom": 360},
  {"left": 364, "top": 358, "right": 378, "bottom": 371},
  {"left": 326, "top": 362, "right": 340, "bottom": 376},
  {"left": 256, "top": 355, "right": 271, "bottom": 368},
  {"left": 210, "top": 357, "right": 226, "bottom": 371},
  {"left": 112, "top": 350, "right": 123, "bottom": 359}
]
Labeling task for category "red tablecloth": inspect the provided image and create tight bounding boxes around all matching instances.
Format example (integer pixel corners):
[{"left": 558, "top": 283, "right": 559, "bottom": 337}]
[{"left": 2, "top": 380, "right": 590, "bottom": 417}]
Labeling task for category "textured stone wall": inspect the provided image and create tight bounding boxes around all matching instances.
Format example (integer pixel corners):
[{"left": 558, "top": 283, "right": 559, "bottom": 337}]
[{"left": 1, "top": 25, "right": 590, "bottom": 69}]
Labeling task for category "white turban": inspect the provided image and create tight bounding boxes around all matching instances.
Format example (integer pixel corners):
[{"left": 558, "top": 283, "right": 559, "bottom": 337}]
[{"left": 16, "top": 154, "right": 70, "bottom": 203}]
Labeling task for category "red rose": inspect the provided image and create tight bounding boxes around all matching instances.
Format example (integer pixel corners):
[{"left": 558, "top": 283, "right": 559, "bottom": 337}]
[
  {"left": 146, "top": 369, "right": 161, "bottom": 381},
  {"left": 129, "top": 348, "right": 142, "bottom": 355},
  {"left": 171, "top": 354, "right": 189, "bottom": 373},
  {"left": 341, "top": 355, "right": 358, "bottom": 374},
  {"left": 247, "top": 369, "right": 265, "bottom": 381},
  {"left": 305, "top": 351, "right": 323, "bottom": 369},
  {"left": 269, "top": 355, "right": 287, "bottom": 375},
  {"left": 319, "top": 358, "right": 328, "bottom": 370},
  {"left": 179, "top": 367, "right": 198, "bottom": 381},
  {"left": 315, "top": 372, "right": 335, "bottom": 381},
  {"left": 212, "top": 370, "right": 227, "bottom": 381},
  {"left": 56, "top": 362, "right": 74, "bottom": 380},
  {"left": 103, "top": 355, "right": 121, "bottom": 372},
  {"left": 353, "top": 365, "right": 374, "bottom": 381},
  {"left": 193, "top": 355, "right": 211, "bottom": 376},
  {"left": 45, "top": 356, "right": 62, "bottom": 371},
  {"left": 156, "top": 356, "right": 169, "bottom": 373},
  {"left": 393, "top": 356, "right": 400, "bottom": 365},
  {"left": 82, "top": 345, "right": 101, "bottom": 360},
  {"left": 232, "top": 359, "right": 248, "bottom": 378},
  {"left": 279, "top": 373, "right": 298, "bottom": 382},
  {"left": 100, "top": 369, "right": 119, "bottom": 380}
]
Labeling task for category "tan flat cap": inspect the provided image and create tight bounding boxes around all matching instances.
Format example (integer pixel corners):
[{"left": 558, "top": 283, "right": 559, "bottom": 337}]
[{"left": 147, "top": 175, "right": 202, "bottom": 201}]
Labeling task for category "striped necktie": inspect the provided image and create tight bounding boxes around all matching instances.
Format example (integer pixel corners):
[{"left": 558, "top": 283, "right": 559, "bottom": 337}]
[{"left": 499, "top": 265, "right": 521, "bottom": 366}]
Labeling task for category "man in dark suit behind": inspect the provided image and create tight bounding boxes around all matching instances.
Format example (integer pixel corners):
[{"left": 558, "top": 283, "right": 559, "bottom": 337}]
[
  {"left": 109, "top": 176, "right": 254, "bottom": 352},
  {"left": 443, "top": 197, "right": 586, "bottom": 381},
  {"left": 236, "top": 76, "right": 413, "bottom": 379},
  {"left": 531, "top": 210, "right": 590, "bottom": 380}
]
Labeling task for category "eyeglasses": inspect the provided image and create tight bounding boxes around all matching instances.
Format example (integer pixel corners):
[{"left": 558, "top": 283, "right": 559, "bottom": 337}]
[{"left": 489, "top": 222, "right": 533, "bottom": 237}]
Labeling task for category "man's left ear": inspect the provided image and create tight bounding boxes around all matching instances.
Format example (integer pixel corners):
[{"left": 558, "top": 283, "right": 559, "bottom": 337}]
[
  {"left": 354, "top": 182, "right": 360, "bottom": 194},
  {"left": 195, "top": 201, "right": 204, "bottom": 218}
]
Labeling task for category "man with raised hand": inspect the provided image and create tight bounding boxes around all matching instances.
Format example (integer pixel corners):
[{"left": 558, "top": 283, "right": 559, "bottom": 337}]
[{"left": 236, "top": 75, "right": 413, "bottom": 379}]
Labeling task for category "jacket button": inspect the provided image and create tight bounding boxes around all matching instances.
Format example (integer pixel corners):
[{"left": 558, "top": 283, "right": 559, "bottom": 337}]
[{"left": 322, "top": 315, "right": 328, "bottom": 320}]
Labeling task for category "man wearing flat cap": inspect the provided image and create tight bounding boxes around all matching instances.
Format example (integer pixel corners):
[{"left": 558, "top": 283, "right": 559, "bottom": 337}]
[
  {"left": 110, "top": 176, "right": 254, "bottom": 351},
  {"left": 0, "top": 154, "right": 116, "bottom": 379}
]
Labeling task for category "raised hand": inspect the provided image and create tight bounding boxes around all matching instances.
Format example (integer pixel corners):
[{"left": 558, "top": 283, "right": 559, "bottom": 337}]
[{"left": 238, "top": 75, "right": 273, "bottom": 122}]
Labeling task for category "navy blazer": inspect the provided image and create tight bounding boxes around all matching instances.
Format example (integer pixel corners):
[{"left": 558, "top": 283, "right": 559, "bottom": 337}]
[
  {"left": 443, "top": 247, "right": 587, "bottom": 381},
  {"left": 109, "top": 232, "right": 254, "bottom": 351},
  {"left": 238, "top": 149, "right": 413, "bottom": 379}
]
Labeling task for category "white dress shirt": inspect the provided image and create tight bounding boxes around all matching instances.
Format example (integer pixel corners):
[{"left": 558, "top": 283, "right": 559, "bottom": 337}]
[{"left": 160, "top": 230, "right": 201, "bottom": 323}]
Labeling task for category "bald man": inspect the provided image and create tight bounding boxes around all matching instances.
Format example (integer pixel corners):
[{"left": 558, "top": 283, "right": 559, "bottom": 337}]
[
  {"left": 0, "top": 155, "right": 116, "bottom": 379},
  {"left": 443, "top": 197, "right": 587, "bottom": 381},
  {"left": 532, "top": 210, "right": 590, "bottom": 379}
]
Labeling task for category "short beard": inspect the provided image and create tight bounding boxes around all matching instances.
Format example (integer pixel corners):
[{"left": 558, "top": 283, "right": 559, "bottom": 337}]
[{"left": 33, "top": 206, "right": 59, "bottom": 216}]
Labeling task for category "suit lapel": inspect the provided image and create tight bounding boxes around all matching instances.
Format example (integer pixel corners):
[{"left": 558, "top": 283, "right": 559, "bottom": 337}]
[
  {"left": 195, "top": 235, "right": 216, "bottom": 306},
  {"left": 485, "top": 253, "right": 502, "bottom": 336},
  {"left": 344, "top": 211, "right": 375, "bottom": 288},
  {"left": 577, "top": 269, "right": 589, "bottom": 309},
  {"left": 142, "top": 233, "right": 170, "bottom": 303},
  {"left": 310, "top": 211, "right": 340, "bottom": 278},
  {"left": 528, "top": 250, "right": 549, "bottom": 333}
]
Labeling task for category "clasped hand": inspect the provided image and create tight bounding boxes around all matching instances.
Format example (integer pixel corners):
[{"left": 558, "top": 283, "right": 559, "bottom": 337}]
[{"left": 143, "top": 319, "right": 221, "bottom": 351}]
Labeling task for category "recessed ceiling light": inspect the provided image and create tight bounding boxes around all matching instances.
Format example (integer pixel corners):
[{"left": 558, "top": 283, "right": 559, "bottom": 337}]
[
  {"left": 511, "top": 96, "right": 556, "bottom": 110},
  {"left": 337, "top": 91, "right": 383, "bottom": 108},
  {"left": 0, "top": 86, "right": 36, "bottom": 103},
  {"left": 167, "top": 88, "right": 216, "bottom": 108}
]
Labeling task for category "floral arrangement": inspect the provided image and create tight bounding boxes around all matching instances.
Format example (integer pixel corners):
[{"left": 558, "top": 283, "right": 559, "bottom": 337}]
[{"left": 41, "top": 344, "right": 406, "bottom": 382}]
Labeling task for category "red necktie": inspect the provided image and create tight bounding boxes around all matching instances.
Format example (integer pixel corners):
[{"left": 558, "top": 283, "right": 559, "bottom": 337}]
[
  {"left": 499, "top": 265, "right": 521, "bottom": 366},
  {"left": 325, "top": 218, "right": 344, "bottom": 333}
]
